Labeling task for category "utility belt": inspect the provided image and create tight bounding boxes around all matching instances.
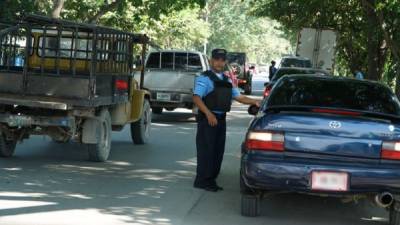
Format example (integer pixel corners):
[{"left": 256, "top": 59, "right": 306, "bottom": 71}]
[{"left": 196, "top": 111, "right": 226, "bottom": 122}]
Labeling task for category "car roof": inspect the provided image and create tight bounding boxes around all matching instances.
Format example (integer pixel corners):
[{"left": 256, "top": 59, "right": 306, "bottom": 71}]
[
  {"left": 280, "top": 74, "right": 387, "bottom": 87},
  {"left": 148, "top": 50, "right": 204, "bottom": 55},
  {"left": 277, "top": 67, "right": 331, "bottom": 74},
  {"left": 281, "top": 56, "right": 310, "bottom": 60}
]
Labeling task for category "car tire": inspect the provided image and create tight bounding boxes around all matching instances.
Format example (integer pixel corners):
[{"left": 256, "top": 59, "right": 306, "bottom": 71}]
[
  {"left": 390, "top": 201, "right": 400, "bottom": 225},
  {"left": 87, "top": 110, "right": 112, "bottom": 162},
  {"left": 0, "top": 132, "right": 16, "bottom": 158},
  {"left": 131, "top": 99, "right": 151, "bottom": 145},
  {"left": 241, "top": 194, "right": 260, "bottom": 217},
  {"left": 152, "top": 107, "right": 163, "bottom": 114}
]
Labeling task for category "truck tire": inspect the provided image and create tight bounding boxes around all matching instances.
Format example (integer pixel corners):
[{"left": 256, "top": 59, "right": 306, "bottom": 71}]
[
  {"left": 241, "top": 194, "right": 261, "bottom": 217},
  {"left": 152, "top": 107, "right": 163, "bottom": 114},
  {"left": 87, "top": 110, "right": 112, "bottom": 162},
  {"left": 131, "top": 99, "right": 151, "bottom": 145},
  {"left": 390, "top": 201, "right": 400, "bottom": 225},
  {"left": 0, "top": 133, "right": 16, "bottom": 158}
]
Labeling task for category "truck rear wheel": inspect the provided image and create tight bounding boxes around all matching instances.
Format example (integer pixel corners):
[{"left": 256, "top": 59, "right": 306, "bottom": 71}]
[
  {"left": 87, "top": 110, "right": 112, "bottom": 162},
  {"left": 131, "top": 99, "right": 151, "bottom": 145},
  {"left": 0, "top": 132, "right": 17, "bottom": 158}
]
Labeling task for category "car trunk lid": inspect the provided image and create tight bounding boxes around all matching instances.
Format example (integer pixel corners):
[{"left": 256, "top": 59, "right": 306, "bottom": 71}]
[{"left": 256, "top": 110, "right": 400, "bottom": 159}]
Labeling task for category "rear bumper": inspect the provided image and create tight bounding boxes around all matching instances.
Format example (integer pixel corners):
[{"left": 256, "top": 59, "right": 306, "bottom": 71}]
[
  {"left": 149, "top": 91, "right": 193, "bottom": 107},
  {"left": 242, "top": 153, "right": 400, "bottom": 195},
  {"left": 0, "top": 113, "right": 75, "bottom": 128}
]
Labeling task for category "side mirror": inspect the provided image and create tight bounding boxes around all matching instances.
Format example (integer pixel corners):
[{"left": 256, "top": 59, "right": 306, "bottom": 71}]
[{"left": 248, "top": 105, "right": 260, "bottom": 116}]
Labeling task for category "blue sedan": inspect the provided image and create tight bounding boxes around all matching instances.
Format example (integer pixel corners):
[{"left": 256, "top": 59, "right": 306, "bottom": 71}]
[{"left": 241, "top": 75, "right": 400, "bottom": 224}]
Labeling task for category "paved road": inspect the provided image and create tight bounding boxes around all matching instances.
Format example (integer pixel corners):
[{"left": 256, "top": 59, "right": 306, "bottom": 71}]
[{"left": 0, "top": 79, "right": 388, "bottom": 225}]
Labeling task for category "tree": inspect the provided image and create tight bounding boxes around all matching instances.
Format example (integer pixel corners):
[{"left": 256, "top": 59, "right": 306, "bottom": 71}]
[
  {"left": 251, "top": 0, "right": 388, "bottom": 80},
  {"left": 207, "top": 0, "right": 291, "bottom": 64}
]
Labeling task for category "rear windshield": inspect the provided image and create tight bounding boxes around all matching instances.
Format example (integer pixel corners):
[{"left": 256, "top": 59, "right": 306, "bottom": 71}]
[
  {"left": 268, "top": 77, "right": 400, "bottom": 115},
  {"left": 272, "top": 69, "right": 327, "bottom": 82},
  {"left": 280, "top": 58, "right": 312, "bottom": 68},
  {"left": 227, "top": 53, "right": 245, "bottom": 65},
  {"left": 146, "top": 52, "right": 203, "bottom": 71}
]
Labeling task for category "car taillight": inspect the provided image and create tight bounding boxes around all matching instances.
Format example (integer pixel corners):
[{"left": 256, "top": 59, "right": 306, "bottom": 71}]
[
  {"left": 264, "top": 86, "right": 272, "bottom": 97},
  {"left": 382, "top": 141, "right": 400, "bottom": 160},
  {"left": 245, "top": 131, "right": 284, "bottom": 152},
  {"left": 311, "top": 108, "right": 362, "bottom": 116},
  {"left": 116, "top": 79, "right": 128, "bottom": 90}
]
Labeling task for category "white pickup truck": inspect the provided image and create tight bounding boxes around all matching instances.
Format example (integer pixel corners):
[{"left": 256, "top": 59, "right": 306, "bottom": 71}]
[{"left": 138, "top": 50, "right": 209, "bottom": 114}]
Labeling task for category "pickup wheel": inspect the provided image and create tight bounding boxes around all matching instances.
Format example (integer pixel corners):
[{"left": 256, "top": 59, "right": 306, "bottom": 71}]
[
  {"left": 241, "top": 194, "right": 261, "bottom": 217},
  {"left": 87, "top": 110, "right": 112, "bottom": 162},
  {"left": 390, "top": 201, "right": 400, "bottom": 225},
  {"left": 152, "top": 107, "right": 163, "bottom": 114},
  {"left": 0, "top": 133, "right": 17, "bottom": 158},
  {"left": 131, "top": 99, "right": 151, "bottom": 145}
]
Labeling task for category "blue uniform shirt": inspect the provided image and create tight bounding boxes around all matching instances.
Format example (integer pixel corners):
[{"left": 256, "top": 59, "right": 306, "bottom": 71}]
[{"left": 193, "top": 71, "right": 241, "bottom": 114}]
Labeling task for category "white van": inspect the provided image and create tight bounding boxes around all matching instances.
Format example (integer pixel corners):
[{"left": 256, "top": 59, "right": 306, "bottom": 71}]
[{"left": 138, "top": 50, "right": 209, "bottom": 114}]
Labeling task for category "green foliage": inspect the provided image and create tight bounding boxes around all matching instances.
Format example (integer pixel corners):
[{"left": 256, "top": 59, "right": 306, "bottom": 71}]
[
  {"left": 207, "top": 0, "right": 291, "bottom": 64},
  {"left": 0, "top": 0, "right": 52, "bottom": 22}
]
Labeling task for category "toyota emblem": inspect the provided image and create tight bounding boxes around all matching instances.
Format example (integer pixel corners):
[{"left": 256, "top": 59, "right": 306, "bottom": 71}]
[{"left": 329, "top": 121, "right": 342, "bottom": 129}]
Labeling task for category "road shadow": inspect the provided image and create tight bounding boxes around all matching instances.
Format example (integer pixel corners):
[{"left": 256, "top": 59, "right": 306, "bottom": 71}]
[
  {"left": 0, "top": 133, "right": 199, "bottom": 225},
  {"left": 152, "top": 111, "right": 196, "bottom": 124}
]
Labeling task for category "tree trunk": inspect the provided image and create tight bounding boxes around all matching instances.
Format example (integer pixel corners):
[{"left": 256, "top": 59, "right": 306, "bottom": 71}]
[
  {"left": 88, "top": 0, "right": 121, "bottom": 24},
  {"left": 395, "top": 64, "right": 400, "bottom": 98},
  {"left": 362, "top": 0, "right": 381, "bottom": 80},
  {"left": 51, "top": 0, "right": 64, "bottom": 19}
]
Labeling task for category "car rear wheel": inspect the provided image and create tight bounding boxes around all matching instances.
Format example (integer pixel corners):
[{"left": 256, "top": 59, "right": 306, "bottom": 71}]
[
  {"left": 390, "top": 201, "right": 400, "bottom": 225},
  {"left": 241, "top": 194, "right": 260, "bottom": 217},
  {"left": 131, "top": 99, "right": 151, "bottom": 145},
  {"left": 152, "top": 107, "right": 163, "bottom": 114},
  {"left": 87, "top": 110, "right": 112, "bottom": 162},
  {"left": 0, "top": 132, "right": 16, "bottom": 158}
]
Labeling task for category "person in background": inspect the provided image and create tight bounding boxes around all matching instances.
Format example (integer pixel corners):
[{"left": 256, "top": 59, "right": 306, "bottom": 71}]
[
  {"left": 269, "top": 60, "right": 277, "bottom": 81},
  {"left": 354, "top": 70, "right": 364, "bottom": 80},
  {"left": 192, "top": 49, "right": 260, "bottom": 192}
]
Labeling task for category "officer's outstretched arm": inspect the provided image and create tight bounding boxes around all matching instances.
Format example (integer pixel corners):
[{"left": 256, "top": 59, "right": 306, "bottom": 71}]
[
  {"left": 193, "top": 95, "right": 218, "bottom": 126},
  {"left": 234, "top": 95, "right": 260, "bottom": 107}
]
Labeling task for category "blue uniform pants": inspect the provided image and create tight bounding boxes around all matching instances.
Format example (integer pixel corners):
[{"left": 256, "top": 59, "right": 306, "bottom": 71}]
[{"left": 194, "top": 113, "right": 226, "bottom": 187}]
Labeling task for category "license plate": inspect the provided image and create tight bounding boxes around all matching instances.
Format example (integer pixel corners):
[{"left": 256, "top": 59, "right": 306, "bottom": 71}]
[
  {"left": 156, "top": 93, "right": 171, "bottom": 101},
  {"left": 311, "top": 171, "right": 348, "bottom": 192}
]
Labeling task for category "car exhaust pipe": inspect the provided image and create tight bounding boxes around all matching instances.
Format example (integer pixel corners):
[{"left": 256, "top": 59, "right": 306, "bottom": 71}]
[{"left": 375, "top": 192, "right": 394, "bottom": 208}]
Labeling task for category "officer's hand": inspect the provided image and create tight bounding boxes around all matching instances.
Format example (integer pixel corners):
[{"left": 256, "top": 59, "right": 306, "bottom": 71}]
[{"left": 206, "top": 112, "right": 218, "bottom": 127}]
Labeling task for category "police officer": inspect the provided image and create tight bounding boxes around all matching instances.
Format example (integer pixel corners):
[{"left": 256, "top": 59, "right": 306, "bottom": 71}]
[{"left": 193, "top": 49, "right": 260, "bottom": 192}]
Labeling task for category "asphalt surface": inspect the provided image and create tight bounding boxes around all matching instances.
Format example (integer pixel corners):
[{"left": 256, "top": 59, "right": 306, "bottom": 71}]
[{"left": 0, "top": 77, "right": 388, "bottom": 225}]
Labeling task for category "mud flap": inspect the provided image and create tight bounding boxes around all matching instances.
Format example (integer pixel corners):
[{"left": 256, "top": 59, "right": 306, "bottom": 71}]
[{"left": 82, "top": 118, "right": 101, "bottom": 144}]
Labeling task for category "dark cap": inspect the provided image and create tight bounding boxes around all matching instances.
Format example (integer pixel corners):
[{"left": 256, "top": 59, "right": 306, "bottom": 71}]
[{"left": 211, "top": 48, "right": 227, "bottom": 60}]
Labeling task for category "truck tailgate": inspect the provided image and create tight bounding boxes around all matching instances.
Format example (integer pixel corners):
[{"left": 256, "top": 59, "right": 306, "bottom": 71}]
[{"left": 141, "top": 70, "right": 197, "bottom": 93}]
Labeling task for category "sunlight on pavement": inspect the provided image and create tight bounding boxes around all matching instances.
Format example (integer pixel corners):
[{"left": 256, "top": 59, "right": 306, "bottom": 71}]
[{"left": 0, "top": 200, "right": 57, "bottom": 210}]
